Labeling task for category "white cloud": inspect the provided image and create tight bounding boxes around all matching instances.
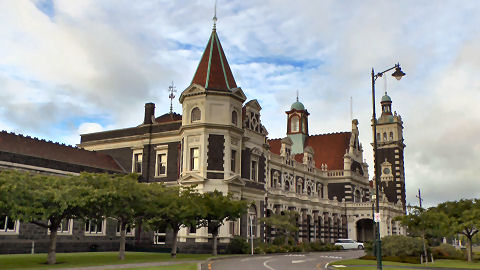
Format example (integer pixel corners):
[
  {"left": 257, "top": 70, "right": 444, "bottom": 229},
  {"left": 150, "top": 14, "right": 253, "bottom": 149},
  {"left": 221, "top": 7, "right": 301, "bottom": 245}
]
[{"left": 0, "top": 0, "right": 479, "bottom": 206}]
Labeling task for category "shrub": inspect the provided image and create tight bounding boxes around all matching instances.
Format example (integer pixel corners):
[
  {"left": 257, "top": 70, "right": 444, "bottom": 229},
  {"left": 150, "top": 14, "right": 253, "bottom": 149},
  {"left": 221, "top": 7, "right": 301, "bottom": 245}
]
[
  {"left": 432, "top": 244, "right": 464, "bottom": 260},
  {"left": 272, "top": 236, "right": 295, "bottom": 246},
  {"left": 226, "top": 236, "right": 249, "bottom": 254},
  {"left": 381, "top": 235, "right": 424, "bottom": 257}
]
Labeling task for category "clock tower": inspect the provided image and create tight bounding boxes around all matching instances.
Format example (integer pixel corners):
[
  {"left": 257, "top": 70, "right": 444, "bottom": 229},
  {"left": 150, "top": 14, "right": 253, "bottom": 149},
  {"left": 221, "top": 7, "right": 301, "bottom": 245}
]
[{"left": 373, "top": 92, "right": 406, "bottom": 210}]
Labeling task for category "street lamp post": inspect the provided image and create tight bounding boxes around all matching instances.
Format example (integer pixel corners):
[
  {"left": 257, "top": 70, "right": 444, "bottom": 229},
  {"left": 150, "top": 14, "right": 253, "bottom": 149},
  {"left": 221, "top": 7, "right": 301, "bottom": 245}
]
[{"left": 371, "top": 63, "right": 405, "bottom": 270}]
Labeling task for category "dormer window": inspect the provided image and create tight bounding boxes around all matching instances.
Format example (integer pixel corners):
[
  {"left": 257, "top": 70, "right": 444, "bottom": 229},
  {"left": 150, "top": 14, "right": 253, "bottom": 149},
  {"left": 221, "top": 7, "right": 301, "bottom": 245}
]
[
  {"left": 231, "top": 110, "right": 238, "bottom": 125},
  {"left": 191, "top": 107, "right": 201, "bottom": 122},
  {"left": 291, "top": 116, "right": 299, "bottom": 132}
]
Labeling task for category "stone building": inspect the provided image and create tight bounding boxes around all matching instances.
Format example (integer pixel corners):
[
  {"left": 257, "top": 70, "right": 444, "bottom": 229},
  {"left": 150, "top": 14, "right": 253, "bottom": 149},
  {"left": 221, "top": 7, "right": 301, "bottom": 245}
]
[
  {"left": 77, "top": 25, "right": 406, "bottom": 250},
  {"left": 0, "top": 131, "right": 131, "bottom": 254}
]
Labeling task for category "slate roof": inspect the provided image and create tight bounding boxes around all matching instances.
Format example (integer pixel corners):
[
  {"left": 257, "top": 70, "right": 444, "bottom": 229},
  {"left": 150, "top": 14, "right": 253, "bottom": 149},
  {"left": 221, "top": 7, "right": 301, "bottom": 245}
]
[
  {"left": 155, "top": 112, "right": 182, "bottom": 124},
  {"left": 0, "top": 131, "right": 124, "bottom": 173},
  {"left": 191, "top": 29, "right": 237, "bottom": 91},
  {"left": 268, "top": 132, "right": 351, "bottom": 170}
]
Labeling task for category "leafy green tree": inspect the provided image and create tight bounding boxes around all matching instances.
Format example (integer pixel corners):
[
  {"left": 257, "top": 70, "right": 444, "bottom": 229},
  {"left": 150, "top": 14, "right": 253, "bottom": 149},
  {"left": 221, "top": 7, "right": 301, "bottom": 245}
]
[
  {"left": 0, "top": 170, "right": 94, "bottom": 265},
  {"left": 81, "top": 173, "right": 145, "bottom": 260},
  {"left": 261, "top": 210, "right": 299, "bottom": 245},
  {"left": 198, "top": 191, "right": 247, "bottom": 255},
  {"left": 145, "top": 185, "right": 203, "bottom": 258},
  {"left": 434, "top": 199, "right": 480, "bottom": 262}
]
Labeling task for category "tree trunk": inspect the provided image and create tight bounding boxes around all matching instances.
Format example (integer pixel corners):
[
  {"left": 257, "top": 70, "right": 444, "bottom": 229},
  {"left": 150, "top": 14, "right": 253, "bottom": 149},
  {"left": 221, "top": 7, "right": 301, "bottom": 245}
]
[
  {"left": 119, "top": 221, "right": 126, "bottom": 260},
  {"left": 467, "top": 235, "right": 472, "bottom": 262},
  {"left": 47, "top": 228, "right": 57, "bottom": 265},
  {"left": 171, "top": 228, "right": 179, "bottom": 258},
  {"left": 212, "top": 231, "right": 218, "bottom": 256}
]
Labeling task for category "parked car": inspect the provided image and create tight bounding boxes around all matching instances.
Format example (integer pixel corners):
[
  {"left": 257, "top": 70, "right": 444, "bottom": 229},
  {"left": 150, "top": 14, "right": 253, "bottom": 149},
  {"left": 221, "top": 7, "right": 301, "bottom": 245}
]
[{"left": 334, "top": 239, "right": 364, "bottom": 250}]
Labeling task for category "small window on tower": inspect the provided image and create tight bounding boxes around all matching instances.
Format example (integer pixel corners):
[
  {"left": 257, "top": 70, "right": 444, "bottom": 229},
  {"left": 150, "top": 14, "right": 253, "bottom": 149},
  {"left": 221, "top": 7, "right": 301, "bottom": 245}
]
[
  {"left": 231, "top": 111, "right": 238, "bottom": 125},
  {"left": 302, "top": 118, "right": 306, "bottom": 133},
  {"left": 290, "top": 116, "right": 299, "bottom": 132},
  {"left": 383, "top": 132, "right": 387, "bottom": 141},
  {"left": 389, "top": 132, "right": 394, "bottom": 141},
  {"left": 191, "top": 107, "right": 201, "bottom": 122},
  {"left": 377, "top": 133, "right": 381, "bottom": 141}
]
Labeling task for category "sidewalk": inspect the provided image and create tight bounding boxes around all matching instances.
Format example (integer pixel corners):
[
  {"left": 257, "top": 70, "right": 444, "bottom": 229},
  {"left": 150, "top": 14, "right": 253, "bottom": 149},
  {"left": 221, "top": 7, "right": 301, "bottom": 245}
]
[
  {"left": 328, "top": 264, "right": 474, "bottom": 270},
  {"left": 51, "top": 260, "right": 204, "bottom": 270}
]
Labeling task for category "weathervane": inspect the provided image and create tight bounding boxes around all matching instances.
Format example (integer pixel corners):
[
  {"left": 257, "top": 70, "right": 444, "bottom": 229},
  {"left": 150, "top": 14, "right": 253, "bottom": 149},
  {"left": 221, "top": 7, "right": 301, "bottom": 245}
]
[
  {"left": 168, "top": 82, "right": 177, "bottom": 115},
  {"left": 213, "top": 0, "right": 217, "bottom": 30}
]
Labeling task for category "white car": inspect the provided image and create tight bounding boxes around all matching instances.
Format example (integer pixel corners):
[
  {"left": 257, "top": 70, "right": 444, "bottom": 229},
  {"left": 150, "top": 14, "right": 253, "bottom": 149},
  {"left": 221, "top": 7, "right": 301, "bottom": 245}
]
[{"left": 334, "top": 239, "right": 364, "bottom": 250}]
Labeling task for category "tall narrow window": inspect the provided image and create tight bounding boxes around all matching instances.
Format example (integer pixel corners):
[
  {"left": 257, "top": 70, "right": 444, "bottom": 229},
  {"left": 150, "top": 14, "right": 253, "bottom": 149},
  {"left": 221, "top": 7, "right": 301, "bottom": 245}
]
[
  {"left": 290, "top": 116, "right": 299, "bottom": 132},
  {"left": 389, "top": 132, "right": 394, "bottom": 141},
  {"left": 156, "top": 153, "right": 167, "bottom": 177},
  {"left": 383, "top": 132, "right": 387, "bottom": 141},
  {"left": 190, "top": 148, "right": 199, "bottom": 171},
  {"left": 191, "top": 107, "right": 201, "bottom": 122},
  {"left": 231, "top": 150, "right": 236, "bottom": 172},
  {"left": 376, "top": 133, "right": 381, "bottom": 141},
  {"left": 232, "top": 111, "right": 238, "bottom": 125},
  {"left": 133, "top": 153, "right": 142, "bottom": 173},
  {"left": 251, "top": 160, "right": 257, "bottom": 181},
  {"left": 302, "top": 118, "right": 306, "bottom": 133}
]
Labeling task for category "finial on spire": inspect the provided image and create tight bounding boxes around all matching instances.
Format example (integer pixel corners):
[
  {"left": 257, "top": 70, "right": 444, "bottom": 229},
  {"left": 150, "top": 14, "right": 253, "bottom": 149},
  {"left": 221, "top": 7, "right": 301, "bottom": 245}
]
[
  {"left": 296, "top": 90, "right": 299, "bottom": 102},
  {"left": 212, "top": 0, "right": 218, "bottom": 30},
  {"left": 168, "top": 81, "right": 177, "bottom": 115}
]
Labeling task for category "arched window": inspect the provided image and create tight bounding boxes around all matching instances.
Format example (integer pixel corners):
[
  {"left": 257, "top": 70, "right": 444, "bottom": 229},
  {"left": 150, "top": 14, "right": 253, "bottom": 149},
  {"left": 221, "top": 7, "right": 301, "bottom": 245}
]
[
  {"left": 191, "top": 107, "right": 201, "bottom": 122},
  {"left": 307, "top": 186, "right": 311, "bottom": 196},
  {"left": 377, "top": 133, "right": 381, "bottom": 141},
  {"left": 302, "top": 118, "right": 306, "bottom": 133},
  {"left": 231, "top": 110, "right": 238, "bottom": 125},
  {"left": 383, "top": 132, "right": 387, "bottom": 141},
  {"left": 290, "top": 116, "right": 299, "bottom": 132},
  {"left": 389, "top": 132, "right": 394, "bottom": 141},
  {"left": 284, "top": 180, "right": 290, "bottom": 191}
]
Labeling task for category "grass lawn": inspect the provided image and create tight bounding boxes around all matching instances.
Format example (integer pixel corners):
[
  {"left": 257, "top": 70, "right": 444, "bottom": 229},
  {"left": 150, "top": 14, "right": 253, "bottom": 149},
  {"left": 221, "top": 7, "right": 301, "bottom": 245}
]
[
  {"left": 123, "top": 263, "right": 198, "bottom": 270},
  {"left": 331, "top": 258, "right": 480, "bottom": 269},
  {"left": 0, "top": 252, "right": 212, "bottom": 270}
]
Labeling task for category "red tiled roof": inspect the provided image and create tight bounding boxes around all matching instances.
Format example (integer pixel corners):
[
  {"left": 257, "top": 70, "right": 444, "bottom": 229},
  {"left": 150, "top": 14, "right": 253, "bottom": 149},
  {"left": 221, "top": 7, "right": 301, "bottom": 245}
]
[
  {"left": 268, "top": 132, "right": 351, "bottom": 170},
  {"left": 0, "top": 131, "right": 124, "bottom": 172},
  {"left": 155, "top": 112, "right": 182, "bottom": 124},
  {"left": 191, "top": 30, "right": 237, "bottom": 91}
]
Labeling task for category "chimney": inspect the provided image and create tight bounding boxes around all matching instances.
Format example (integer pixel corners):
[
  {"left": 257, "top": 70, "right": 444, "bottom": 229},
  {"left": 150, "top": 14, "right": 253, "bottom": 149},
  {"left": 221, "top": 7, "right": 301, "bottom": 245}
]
[{"left": 143, "top": 103, "right": 155, "bottom": 125}]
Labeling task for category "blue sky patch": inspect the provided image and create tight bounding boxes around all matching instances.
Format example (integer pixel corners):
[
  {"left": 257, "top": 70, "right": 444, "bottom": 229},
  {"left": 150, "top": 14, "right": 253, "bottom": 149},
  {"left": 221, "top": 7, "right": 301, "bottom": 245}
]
[{"left": 34, "top": 0, "right": 55, "bottom": 18}]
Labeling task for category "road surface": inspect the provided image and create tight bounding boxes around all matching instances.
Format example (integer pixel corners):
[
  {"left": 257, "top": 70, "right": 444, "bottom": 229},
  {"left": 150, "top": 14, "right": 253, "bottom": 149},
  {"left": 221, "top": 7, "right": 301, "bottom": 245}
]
[{"left": 210, "top": 250, "right": 364, "bottom": 270}]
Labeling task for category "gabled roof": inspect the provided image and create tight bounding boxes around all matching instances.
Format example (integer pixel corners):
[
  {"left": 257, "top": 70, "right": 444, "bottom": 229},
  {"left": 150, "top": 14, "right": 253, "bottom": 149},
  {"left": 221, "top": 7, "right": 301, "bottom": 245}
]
[
  {"left": 191, "top": 29, "right": 237, "bottom": 92},
  {"left": 0, "top": 131, "right": 124, "bottom": 173},
  {"left": 268, "top": 132, "right": 351, "bottom": 170}
]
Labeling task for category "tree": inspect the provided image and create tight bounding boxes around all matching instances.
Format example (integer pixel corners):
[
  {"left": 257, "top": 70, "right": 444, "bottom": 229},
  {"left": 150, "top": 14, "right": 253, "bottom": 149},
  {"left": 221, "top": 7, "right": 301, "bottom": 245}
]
[
  {"left": 145, "top": 185, "right": 203, "bottom": 258},
  {"left": 261, "top": 210, "right": 299, "bottom": 245},
  {"left": 81, "top": 173, "right": 145, "bottom": 260},
  {"left": 434, "top": 199, "right": 480, "bottom": 262},
  {"left": 395, "top": 206, "right": 444, "bottom": 261},
  {"left": 0, "top": 170, "right": 94, "bottom": 265},
  {"left": 198, "top": 191, "right": 247, "bottom": 255}
]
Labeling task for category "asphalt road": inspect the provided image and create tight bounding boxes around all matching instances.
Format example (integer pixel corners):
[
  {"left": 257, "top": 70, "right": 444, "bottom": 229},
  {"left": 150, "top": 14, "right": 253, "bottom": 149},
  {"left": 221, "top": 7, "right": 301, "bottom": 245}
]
[{"left": 210, "top": 250, "right": 364, "bottom": 270}]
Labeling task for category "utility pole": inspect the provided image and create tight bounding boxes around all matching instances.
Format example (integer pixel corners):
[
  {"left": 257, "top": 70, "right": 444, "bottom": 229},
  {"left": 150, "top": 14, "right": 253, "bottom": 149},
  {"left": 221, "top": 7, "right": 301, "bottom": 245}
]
[{"left": 417, "top": 189, "right": 427, "bottom": 263}]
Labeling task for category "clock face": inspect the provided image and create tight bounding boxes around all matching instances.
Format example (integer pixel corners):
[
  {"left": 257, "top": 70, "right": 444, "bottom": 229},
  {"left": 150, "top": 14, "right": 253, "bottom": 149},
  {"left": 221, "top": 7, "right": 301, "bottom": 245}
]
[{"left": 383, "top": 168, "right": 391, "bottom": 175}]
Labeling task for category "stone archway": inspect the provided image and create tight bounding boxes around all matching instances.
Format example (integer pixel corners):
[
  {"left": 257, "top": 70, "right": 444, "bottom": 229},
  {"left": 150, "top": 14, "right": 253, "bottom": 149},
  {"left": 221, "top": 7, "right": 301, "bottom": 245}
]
[{"left": 356, "top": 218, "right": 374, "bottom": 242}]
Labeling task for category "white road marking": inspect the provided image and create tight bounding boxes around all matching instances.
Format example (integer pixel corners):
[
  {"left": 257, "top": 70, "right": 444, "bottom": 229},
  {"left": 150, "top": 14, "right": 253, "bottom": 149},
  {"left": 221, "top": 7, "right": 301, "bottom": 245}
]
[
  {"left": 263, "top": 258, "right": 275, "bottom": 270},
  {"left": 284, "top": 254, "right": 305, "bottom": 257},
  {"left": 241, "top": 256, "right": 272, "bottom": 262},
  {"left": 332, "top": 265, "right": 346, "bottom": 268},
  {"left": 325, "top": 263, "right": 329, "bottom": 270},
  {"left": 292, "top": 260, "right": 306, "bottom": 264}
]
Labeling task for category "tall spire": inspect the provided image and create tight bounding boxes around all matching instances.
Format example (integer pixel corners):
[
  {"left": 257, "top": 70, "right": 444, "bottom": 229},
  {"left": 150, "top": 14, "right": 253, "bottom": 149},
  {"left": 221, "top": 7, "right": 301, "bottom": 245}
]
[{"left": 190, "top": 15, "right": 237, "bottom": 92}]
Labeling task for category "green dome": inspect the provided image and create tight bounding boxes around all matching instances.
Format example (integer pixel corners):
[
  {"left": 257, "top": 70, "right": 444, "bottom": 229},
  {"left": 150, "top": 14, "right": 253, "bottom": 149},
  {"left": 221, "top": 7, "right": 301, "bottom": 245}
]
[
  {"left": 291, "top": 101, "right": 305, "bottom": 110},
  {"left": 381, "top": 93, "right": 392, "bottom": 102}
]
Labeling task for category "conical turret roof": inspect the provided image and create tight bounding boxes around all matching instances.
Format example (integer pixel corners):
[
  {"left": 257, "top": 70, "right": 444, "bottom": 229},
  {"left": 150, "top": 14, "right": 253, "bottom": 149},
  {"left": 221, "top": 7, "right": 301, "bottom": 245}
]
[{"left": 191, "top": 29, "right": 237, "bottom": 91}]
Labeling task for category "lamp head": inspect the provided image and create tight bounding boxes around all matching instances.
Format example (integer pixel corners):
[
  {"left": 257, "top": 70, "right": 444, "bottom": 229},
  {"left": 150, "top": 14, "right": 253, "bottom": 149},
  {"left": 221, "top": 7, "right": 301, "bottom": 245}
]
[{"left": 392, "top": 66, "right": 406, "bottom": 81}]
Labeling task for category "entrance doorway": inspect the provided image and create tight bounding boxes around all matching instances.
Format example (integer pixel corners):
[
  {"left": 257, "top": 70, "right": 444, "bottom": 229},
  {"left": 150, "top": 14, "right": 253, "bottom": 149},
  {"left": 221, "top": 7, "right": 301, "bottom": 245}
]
[{"left": 356, "top": 218, "right": 374, "bottom": 242}]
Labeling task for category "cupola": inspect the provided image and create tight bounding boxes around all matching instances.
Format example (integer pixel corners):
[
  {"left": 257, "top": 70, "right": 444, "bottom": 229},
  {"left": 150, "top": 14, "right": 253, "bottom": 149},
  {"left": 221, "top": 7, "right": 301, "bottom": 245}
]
[{"left": 285, "top": 96, "right": 309, "bottom": 154}]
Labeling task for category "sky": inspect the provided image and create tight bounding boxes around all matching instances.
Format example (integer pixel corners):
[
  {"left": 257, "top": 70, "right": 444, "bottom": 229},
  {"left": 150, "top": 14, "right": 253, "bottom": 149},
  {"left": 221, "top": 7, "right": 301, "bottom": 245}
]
[{"left": 1, "top": 0, "right": 479, "bottom": 207}]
